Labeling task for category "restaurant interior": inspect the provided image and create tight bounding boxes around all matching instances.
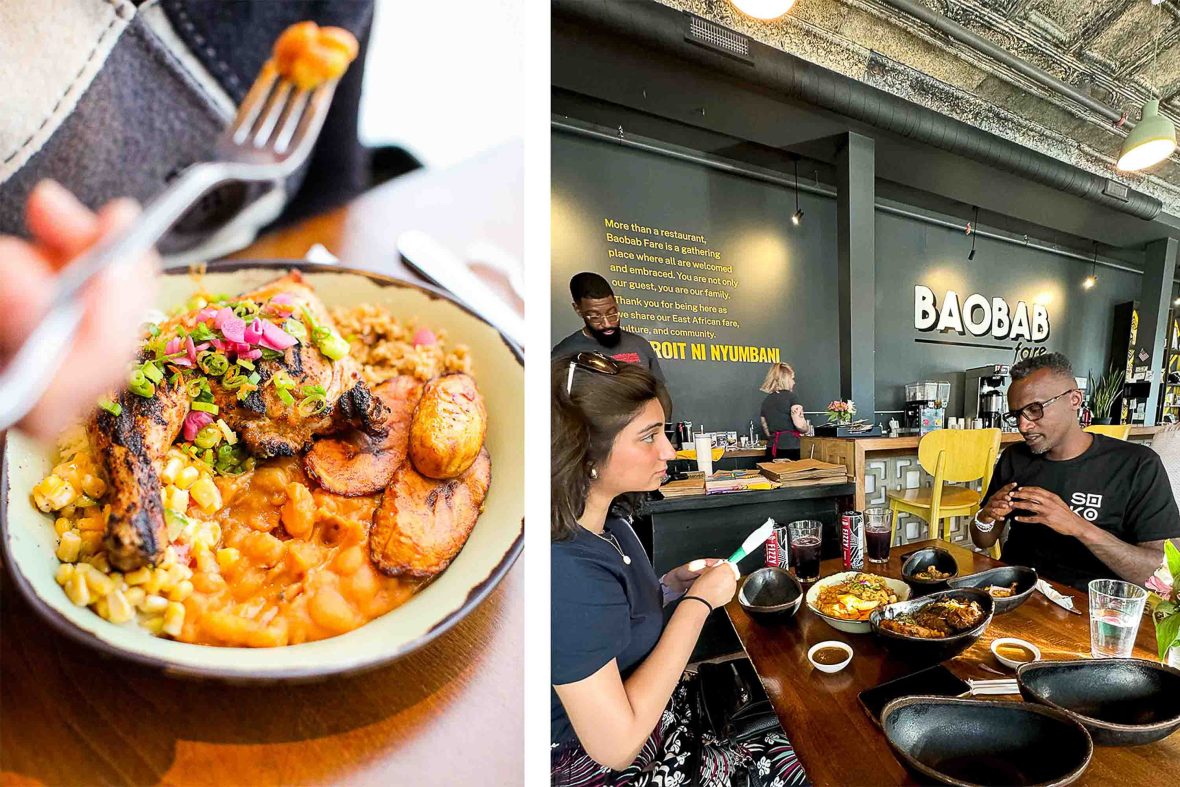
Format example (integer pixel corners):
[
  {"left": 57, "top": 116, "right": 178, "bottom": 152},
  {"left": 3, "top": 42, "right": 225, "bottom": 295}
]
[{"left": 551, "top": 0, "right": 1180, "bottom": 783}]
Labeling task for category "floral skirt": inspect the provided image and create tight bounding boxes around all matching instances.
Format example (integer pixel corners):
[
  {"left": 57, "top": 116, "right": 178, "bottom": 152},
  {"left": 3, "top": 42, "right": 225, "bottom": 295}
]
[{"left": 551, "top": 673, "right": 810, "bottom": 787}]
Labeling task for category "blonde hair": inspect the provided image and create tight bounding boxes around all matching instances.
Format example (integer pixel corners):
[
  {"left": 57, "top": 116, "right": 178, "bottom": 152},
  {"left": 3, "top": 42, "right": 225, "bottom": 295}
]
[{"left": 760, "top": 363, "right": 796, "bottom": 393}]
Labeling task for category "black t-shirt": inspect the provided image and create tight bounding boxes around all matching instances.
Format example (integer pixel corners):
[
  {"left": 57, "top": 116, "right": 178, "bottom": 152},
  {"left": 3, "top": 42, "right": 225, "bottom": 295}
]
[
  {"left": 551, "top": 516, "right": 663, "bottom": 745},
  {"left": 761, "top": 390, "right": 802, "bottom": 450},
  {"left": 986, "top": 434, "right": 1180, "bottom": 590},
  {"left": 552, "top": 329, "right": 666, "bottom": 382}
]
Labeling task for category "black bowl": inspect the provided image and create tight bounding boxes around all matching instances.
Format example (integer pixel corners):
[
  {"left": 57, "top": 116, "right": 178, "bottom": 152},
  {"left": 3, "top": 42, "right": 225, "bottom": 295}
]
[
  {"left": 870, "top": 588, "right": 994, "bottom": 666},
  {"left": 901, "top": 547, "right": 960, "bottom": 592},
  {"left": 738, "top": 567, "right": 803, "bottom": 620},
  {"left": 946, "top": 565, "right": 1038, "bottom": 614},
  {"left": 882, "top": 696, "right": 1092, "bottom": 786},
  {"left": 1017, "top": 659, "right": 1180, "bottom": 746}
]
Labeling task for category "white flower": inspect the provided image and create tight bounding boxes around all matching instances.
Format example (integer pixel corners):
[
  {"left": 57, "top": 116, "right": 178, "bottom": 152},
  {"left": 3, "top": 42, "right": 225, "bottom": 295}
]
[
  {"left": 666, "top": 772, "right": 687, "bottom": 787},
  {"left": 757, "top": 757, "right": 771, "bottom": 776},
  {"left": 771, "top": 778, "right": 785, "bottom": 787}
]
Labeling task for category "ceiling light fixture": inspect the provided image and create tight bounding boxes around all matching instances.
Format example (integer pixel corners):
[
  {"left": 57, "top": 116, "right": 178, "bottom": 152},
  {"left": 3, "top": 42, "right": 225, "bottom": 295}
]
[
  {"left": 792, "top": 158, "right": 804, "bottom": 225},
  {"left": 1083, "top": 242, "right": 1099, "bottom": 290},
  {"left": 1118, "top": 2, "right": 1176, "bottom": 171},
  {"left": 730, "top": 0, "right": 798, "bottom": 20}
]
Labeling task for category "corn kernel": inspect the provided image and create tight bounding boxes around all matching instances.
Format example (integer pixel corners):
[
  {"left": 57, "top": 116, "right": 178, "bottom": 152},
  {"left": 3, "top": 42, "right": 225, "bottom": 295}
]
[
  {"left": 175, "top": 466, "right": 200, "bottom": 490},
  {"left": 81, "top": 474, "right": 107, "bottom": 499},
  {"left": 77, "top": 513, "right": 106, "bottom": 532},
  {"left": 104, "top": 589, "right": 134, "bottom": 623},
  {"left": 55, "top": 563, "right": 75, "bottom": 586},
  {"left": 143, "top": 569, "right": 166, "bottom": 595},
  {"left": 194, "top": 545, "right": 217, "bottom": 574},
  {"left": 94, "top": 597, "right": 110, "bottom": 620},
  {"left": 164, "top": 486, "right": 189, "bottom": 515},
  {"left": 124, "top": 567, "right": 151, "bottom": 586},
  {"left": 162, "top": 546, "right": 178, "bottom": 566},
  {"left": 167, "top": 580, "right": 194, "bottom": 602},
  {"left": 162, "top": 602, "right": 186, "bottom": 637},
  {"left": 141, "top": 594, "right": 169, "bottom": 614},
  {"left": 142, "top": 616, "right": 166, "bottom": 635},
  {"left": 65, "top": 572, "right": 91, "bottom": 606},
  {"left": 86, "top": 553, "right": 111, "bottom": 574},
  {"left": 33, "top": 475, "right": 73, "bottom": 512},
  {"left": 81, "top": 565, "right": 115, "bottom": 597},
  {"left": 161, "top": 456, "right": 185, "bottom": 485},
  {"left": 216, "top": 548, "right": 241, "bottom": 571},
  {"left": 56, "top": 530, "right": 81, "bottom": 563},
  {"left": 190, "top": 476, "right": 222, "bottom": 514},
  {"left": 124, "top": 587, "right": 146, "bottom": 608},
  {"left": 79, "top": 531, "right": 103, "bottom": 557},
  {"left": 54, "top": 517, "right": 71, "bottom": 536}
]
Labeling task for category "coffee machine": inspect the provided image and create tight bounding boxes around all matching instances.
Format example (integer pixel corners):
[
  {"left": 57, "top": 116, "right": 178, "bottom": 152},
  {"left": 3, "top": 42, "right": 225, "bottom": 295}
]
[
  {"left": 903, "top": 380, "right": 951, "bottom": 436},
  {"left": 965, "top": 364, "right": 1010, "bottom": 428}
]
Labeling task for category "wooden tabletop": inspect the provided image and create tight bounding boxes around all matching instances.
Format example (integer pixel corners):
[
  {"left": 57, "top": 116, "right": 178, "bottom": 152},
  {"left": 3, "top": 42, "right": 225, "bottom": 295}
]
[
  {"left": 726, "top": 540, "right": 1179, "bottom": 786},
  {"left": 802, "top": 425, "right": 1163, "bottom": 453},
  {"left": 1, "top": 145, "right": 523, "bottom": 786}
]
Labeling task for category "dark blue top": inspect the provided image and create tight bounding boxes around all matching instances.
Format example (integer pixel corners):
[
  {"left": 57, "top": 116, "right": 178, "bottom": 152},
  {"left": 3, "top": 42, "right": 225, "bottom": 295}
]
[{"left": 551, "top": 516, "right": 663, "bottom": 745}]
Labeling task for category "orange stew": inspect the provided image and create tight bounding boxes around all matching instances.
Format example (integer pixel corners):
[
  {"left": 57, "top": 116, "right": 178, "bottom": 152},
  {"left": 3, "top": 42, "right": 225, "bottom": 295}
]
[{"left": 178, "top": 457, "right": 419, "bottom": 647}]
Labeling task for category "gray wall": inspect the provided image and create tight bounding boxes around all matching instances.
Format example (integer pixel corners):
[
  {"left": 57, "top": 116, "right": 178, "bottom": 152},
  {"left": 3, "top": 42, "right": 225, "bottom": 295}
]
[{"left": 552, "top": 130, "right": 1140, "bottom": 430}]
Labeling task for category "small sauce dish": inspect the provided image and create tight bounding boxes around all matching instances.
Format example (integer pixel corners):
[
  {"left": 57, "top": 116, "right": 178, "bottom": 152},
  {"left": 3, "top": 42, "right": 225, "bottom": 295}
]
[
  {"left": 991, "top": 637, "right": 1041, "bottom": 669},
  {"left": 808, "top": 640, "right": 853, "bottom": 673}
]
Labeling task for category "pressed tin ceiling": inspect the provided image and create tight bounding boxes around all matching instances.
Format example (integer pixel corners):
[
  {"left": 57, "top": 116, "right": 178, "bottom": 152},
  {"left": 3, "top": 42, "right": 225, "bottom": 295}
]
[{"left": 656, "top": 0, "right": 1180, "bottom": 218}]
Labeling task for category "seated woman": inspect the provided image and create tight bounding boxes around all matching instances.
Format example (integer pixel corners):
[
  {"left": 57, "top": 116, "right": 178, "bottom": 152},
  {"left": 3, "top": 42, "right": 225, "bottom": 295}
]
[
  {"left": 551, "top": 353, "right": 809, "bottom": 786},
  {"left": 759, "top": 363, "right": 810, "bottom": 461}
]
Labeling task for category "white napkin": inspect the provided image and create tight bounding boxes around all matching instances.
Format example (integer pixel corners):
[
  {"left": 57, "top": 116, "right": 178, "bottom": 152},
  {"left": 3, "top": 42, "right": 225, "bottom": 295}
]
[{"left": 1035, "top": 579, "right": 1078, "bottom": 613}]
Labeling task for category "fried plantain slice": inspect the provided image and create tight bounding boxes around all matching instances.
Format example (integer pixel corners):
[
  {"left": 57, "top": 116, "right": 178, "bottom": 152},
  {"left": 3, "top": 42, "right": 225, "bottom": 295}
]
[
  {"left": 304, "top": 376, "right": 421, "bottom": 496},
  {"left": 369, "top": 447, "right": 491, "bottom": 579}
]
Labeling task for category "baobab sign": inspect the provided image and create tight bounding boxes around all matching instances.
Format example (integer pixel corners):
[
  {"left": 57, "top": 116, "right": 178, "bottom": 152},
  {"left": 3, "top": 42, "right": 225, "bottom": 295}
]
[{"left": 914, "top": 285, "right": 1051, "bottom": 362}]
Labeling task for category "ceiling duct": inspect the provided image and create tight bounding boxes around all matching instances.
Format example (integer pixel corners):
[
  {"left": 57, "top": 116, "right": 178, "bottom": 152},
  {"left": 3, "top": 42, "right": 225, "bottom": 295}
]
[{"left": 552, "top": 0, "right": 1163, "bottom": 221}]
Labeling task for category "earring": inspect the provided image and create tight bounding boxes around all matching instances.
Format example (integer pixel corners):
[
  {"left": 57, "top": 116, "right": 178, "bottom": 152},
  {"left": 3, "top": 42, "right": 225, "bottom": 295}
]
[{"left": 590, "top": 467, "right": 598, "bottom": 479}]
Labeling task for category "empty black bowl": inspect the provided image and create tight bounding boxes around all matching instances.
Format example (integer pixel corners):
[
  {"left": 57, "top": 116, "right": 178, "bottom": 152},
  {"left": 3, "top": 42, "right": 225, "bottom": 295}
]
[
  {"left": 901, "top": 547, "right": 960, "bottom": 592},
  {"left": 947, "top": 565, "right": 1037, "bottom": 614},
  {"left": 738, "top": 567, "right": 803, "bottom": 620},
  {"left": 882, "top": 696, "right": 1092, "bottom": 786},
  {"left": 870, "top": 588, "right": 994, "bottom": 665},
  {"left": 1017, "top": 659, "right": 1180, "bottom": 746}
]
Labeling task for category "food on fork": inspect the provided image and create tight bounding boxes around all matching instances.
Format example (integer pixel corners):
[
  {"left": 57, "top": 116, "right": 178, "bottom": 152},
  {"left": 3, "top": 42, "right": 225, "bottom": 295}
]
[{"left": 272, "top": 21, "right": 359, "bottom": 89}]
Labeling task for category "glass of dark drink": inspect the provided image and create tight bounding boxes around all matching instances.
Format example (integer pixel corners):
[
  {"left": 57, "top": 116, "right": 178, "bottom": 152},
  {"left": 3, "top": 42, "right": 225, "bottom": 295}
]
[
  {"left": 864, "top": 508, "right": 893, "bottom": 564},
  {"left": 789, "top": 520, "right": 822, "bottom": 582}
]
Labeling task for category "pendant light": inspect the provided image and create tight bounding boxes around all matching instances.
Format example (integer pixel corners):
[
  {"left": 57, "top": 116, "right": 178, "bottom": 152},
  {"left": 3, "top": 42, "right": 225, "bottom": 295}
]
[
  {"left": 1117, "top": 2, "right": 1176, "bottom": 171},
  {"left": 1083, "top": 242, "right": 1098, "bottom": 290},
  {"left": 966, "top": 206, "right": 978, "bottom": 261},
  {"left": 730, "top": 0, "right": 798, "bottom": 20},
  {"left": 791, "top": 158, "right": 804, "bottom": 225}
]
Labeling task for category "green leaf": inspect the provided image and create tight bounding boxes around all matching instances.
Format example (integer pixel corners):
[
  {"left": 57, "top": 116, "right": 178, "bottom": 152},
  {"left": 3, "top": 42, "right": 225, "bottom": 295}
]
[
  {"left": 1165, "top": 540, "right": 1180, "bottom": 585},
  {"left": 1156, "top": 613, "right": 1180, "bottom": 661}
]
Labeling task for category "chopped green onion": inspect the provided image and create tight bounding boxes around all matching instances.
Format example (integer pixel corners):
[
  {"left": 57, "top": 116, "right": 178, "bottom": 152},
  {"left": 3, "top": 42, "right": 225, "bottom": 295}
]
[
  {"left": 222, "top": 368, "right": 248, "bottom": 390},
  {"left": 140, "top": 362, "right": 164, "bottom": 384},
  {"left": 312, "top": 325, "right": 332, "bottom": 344},
  {"left": 247, "top": 372, "right": 261, "bottom": 385},
  {"left": 128, "top": 369, "right": 155, "bottom": 398},
  {"left": 215, "top": 418, "right": 237, "bottom": 445},
  {"left": 315, "top": 330, "right": 350, "bottom": 361},
  {"left": 235, "top": 359, "right": 255, "bottom": 371},
  {"left": 191, "top": 401, "right": 219, "bottom": 415},
  {"left": 284, "top": 319, "right": 307, "bottom": 342},
  {"left": 194, "top": 424, "right": 222, "bottom": 449},
  {"left": 276, "top": 387, "right": 295, "bottom": 406},
  {"left": 300, "top": 384, "right": 326, "bottom": 397},
  {"left": 259, "top": 348, "right": 283, "bottom": 361},
  {"left": 298, "top": 394, "right": 328, "bottom": 417},
  {"left": 191, "top": 323, "right": 215, "bottom": 342},
  {"left": 98, "top": 398, "right": 122, "bottom": 417},
  {"left": 197, "top": 351, "right": 229, "bottom": 377}
]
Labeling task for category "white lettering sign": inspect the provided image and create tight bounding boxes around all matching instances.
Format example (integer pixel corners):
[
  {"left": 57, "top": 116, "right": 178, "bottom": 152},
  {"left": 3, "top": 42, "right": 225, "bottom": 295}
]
[{"left": 913, "top": 286, "right": 1050, "bottom": 343}]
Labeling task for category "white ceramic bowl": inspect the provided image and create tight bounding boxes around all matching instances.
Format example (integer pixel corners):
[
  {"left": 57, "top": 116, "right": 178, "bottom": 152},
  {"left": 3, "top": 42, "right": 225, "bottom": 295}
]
[
  {"left": 991, "top": 637, "right": 1041, "bottom": 670},
  {"left": 805, "top": 571, "right": 912, "bottom": 634},
  {"left": 808, "top": 640, "right": 853, "bottom": 673},
  {"left": 1, "top": 262, "right": 523, "bottom": 682}
]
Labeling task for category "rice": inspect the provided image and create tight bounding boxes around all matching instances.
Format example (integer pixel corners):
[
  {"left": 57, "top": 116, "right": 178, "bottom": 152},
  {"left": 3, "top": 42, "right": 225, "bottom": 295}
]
[{"left": 330, "top": 303, "right": 471, "bottom": 385}]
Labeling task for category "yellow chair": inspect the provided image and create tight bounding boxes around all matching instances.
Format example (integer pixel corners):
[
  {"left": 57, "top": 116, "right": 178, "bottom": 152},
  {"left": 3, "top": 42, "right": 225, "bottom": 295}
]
[
  {"left": 1085, "top": 424, "right": 1130, "bottom": 440},
  {"left": 887, "top": 429, "right": 1002, "bottom": 553}
]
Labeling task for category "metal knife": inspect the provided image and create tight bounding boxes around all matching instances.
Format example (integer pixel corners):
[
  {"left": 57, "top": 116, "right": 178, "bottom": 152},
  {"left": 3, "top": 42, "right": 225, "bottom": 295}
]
[{"left": 397, "top": 230, "right": 525, "bottom": 348}]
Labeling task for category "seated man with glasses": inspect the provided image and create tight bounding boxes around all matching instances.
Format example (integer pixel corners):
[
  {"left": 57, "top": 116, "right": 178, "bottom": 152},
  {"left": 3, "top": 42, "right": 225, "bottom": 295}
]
[
  {"left": 552, "top": 272, "right": 665, "bottom": 382},
  {"left": 971, "top": 352, "right": 1180, "bottom": 591}
]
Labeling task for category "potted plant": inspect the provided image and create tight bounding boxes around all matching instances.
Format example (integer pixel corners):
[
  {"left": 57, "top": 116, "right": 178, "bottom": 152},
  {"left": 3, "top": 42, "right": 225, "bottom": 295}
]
[
  {"left": 1089, "top": 366, "right": 1124, "bottom": 425},
  {"left": 1146, "top": 540, "right": 1180, "bottom": 668},
  {"left": 826, "top": 400, "right": 856, "bottom": 425}
]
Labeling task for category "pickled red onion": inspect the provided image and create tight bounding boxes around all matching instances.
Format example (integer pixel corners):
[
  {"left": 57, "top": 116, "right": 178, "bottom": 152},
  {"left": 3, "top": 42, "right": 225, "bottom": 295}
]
[{"left": 182, "top": 410, "right": 214, "bottom": 441}]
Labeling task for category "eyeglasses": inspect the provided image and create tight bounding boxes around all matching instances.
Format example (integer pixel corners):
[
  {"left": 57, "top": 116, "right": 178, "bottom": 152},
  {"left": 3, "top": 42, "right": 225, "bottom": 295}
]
[
  {"left": 565, "top": 351, "right": 620, "bottom": 394},
  {"left": 1002, "top": 389, "right": 1078, "bottom": 426},
  {"left": 580, "top": 309, "right": 620, "bottom": 326}
]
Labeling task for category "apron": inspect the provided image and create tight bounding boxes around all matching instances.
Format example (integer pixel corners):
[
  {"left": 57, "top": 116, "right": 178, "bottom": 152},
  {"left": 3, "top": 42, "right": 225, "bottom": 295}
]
[{"left": 770, "top": 430, "right": 803, "bottom": 459}]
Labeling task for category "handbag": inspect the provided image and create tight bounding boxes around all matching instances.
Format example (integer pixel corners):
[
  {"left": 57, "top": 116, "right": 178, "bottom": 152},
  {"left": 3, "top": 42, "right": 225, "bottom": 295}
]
[{"left": 696, "top": 657, "right": 782, "bottom": 743}]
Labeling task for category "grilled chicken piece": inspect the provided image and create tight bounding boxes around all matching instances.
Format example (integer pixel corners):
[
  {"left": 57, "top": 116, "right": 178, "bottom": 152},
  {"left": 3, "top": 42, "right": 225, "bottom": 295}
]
[
  {"left": 369, "top": 447, "right": 491, "bottom": 579},
  {"left": 304, "top": 376, "right": 423, "bottom": 496},
  {"left": 88, "top": 377, "right": 189, "bottom": 571},
  {"left": 208, "top": 272, "right": 389, "bottom": 458}
]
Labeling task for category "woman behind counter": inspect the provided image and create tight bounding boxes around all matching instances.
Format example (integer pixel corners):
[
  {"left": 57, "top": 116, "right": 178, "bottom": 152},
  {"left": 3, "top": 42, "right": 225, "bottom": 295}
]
[{"left": 759, "top": 362, "right": 810, "bottom": 460}]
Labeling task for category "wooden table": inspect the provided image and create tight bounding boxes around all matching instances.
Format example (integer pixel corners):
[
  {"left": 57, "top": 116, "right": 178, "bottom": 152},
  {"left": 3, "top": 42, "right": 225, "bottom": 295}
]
[
  {"left": 726, "top": 540, "right": 1179, "bottom": 786},
  {"left": 0, "top": 144, "right": 523, "bottom": 785},
  {"left": 801, "top": 427, "right": 1163, "bottom": 511}
]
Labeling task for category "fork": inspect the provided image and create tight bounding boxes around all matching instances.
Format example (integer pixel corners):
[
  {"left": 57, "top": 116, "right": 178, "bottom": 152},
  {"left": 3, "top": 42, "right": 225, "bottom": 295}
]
[{"left": 0, "top": 62, "right": 339, "bottom": 433}]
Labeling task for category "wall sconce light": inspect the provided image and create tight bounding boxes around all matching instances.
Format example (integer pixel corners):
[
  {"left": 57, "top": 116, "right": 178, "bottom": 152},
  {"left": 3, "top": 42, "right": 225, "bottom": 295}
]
[
  {"left": 1083, "top": 242, "right": 1099, "bottom": 290},
  {"left": 792, "top": 158, "right": 804, "bottom": 225},
  {"left": 966, "top": 206, "right": 978, "bottom": 261}
]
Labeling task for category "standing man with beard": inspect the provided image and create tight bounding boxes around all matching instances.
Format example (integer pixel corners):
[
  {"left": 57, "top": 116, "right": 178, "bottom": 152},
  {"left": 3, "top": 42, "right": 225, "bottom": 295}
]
[
  {"left": 971, "top": 352, "right": 1180, "bottom": 590},
  {"left": 552, "top": 272, "right": 665, "bottom": 382}
]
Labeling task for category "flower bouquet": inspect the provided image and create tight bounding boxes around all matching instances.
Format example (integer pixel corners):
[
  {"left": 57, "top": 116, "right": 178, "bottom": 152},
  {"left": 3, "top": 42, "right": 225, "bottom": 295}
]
[
  {"left": 1146, "top": 540, "right": 1180, "bottom": 666},
  {"left": 826, "top": 400, "right": 856, "bottom": 425}
]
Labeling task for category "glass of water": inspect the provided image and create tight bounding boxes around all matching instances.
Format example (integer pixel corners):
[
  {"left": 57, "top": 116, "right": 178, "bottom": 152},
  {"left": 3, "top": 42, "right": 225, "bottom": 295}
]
[{"left": 1088, "top": 579, "right": 1148, "bottom": 658}]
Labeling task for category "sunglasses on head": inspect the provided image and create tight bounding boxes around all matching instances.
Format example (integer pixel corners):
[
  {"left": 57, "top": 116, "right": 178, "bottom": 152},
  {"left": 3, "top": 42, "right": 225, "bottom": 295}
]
[{"left": 565, "top": 352, "right": 621, "bottom": 394}]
